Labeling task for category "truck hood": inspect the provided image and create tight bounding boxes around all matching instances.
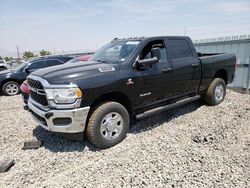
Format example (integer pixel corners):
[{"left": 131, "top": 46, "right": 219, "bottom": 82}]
[{"left": 31, "top": 61, "right": 118, "bottom": 84}]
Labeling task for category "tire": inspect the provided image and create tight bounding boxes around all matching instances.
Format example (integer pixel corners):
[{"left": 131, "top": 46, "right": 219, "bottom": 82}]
[
  {"left": 0, "top": 67, "right": 7, "bottom": 72},
  {"left": 205, "top": 78, "right": 226, "bottom": 106},
  {"left": 86, "top": 102, "right": 130, "bottom": 149},
  {"left": 2, "top": 81, "right": 20, "bottom": 96}
]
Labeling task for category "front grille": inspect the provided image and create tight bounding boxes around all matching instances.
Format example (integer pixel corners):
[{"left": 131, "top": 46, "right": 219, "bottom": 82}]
[
  {"left": 31, "top": 110, "right": 47, "bottom": 126},
  {"left": 30, "top": 91, "right": 48, "bottom": 106},
  {"left": 27, "top": 78, "right": 43, "bottom": 89},
  {"left": 28, "top": 78, "right": 48, "bottom": 106}
]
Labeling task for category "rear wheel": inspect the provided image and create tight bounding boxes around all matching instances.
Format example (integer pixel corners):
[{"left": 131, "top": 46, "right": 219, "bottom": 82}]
[
  {"left": 2, "top": 81, "right": 20, "bottom": 96},
  {"left": 205, "top": 78, "right": 226, "bottom": 106},
  {"left": 86, "top": 102, "right": 130, "bottom": 149}
]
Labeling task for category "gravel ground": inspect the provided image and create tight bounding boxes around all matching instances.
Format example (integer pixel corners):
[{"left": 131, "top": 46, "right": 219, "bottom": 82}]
[{"left": 0, "top": 90, "right": 249, "bottom": 187}]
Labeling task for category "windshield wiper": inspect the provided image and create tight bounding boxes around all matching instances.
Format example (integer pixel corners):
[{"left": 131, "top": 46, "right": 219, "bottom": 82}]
[{"left": 96, "top": 59, "right": 108, "bottom": 64}]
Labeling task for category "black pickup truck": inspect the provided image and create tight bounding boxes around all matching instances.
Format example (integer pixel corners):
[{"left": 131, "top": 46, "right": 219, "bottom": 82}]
[{"left": 26, "top": 36, "right": 236, "bottom": 148}]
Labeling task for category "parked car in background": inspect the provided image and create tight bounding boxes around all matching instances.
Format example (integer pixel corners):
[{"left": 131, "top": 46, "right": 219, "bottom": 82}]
[
  {"left": 26, "top": 36, "right": 236, "bottom": 148},
  {"left": 8, "top": 59, "right": 26, "bottom": 69},
  {"left": 20, "top": 54, "right": 92, "bottom": 104},
  {"left": 0, "top": 55, "right": 74, "bottom": 96},
  {"left": 66, "top": 54, "right": 92, "bottom": 63},
  {"left": 0, "top": 60, "right": 10, "bottom": 71}
]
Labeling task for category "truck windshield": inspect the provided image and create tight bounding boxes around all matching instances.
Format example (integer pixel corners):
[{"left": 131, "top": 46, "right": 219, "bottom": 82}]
[{"left": 90, "top": 41, "right": 140, "bottom": 64}]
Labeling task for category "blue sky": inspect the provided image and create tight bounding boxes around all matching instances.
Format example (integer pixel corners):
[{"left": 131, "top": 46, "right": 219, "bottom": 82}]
[{"left": 0, "top": 0, "right": 250, "bottom": 56}]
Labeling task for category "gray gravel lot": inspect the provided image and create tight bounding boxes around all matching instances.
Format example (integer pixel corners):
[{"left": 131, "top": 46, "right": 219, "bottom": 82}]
[{"left": 0, "top": 90, "right": 249, "bottom": 187}]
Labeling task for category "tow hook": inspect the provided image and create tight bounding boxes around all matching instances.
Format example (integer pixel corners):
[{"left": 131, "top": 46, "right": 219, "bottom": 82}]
[
  {"left": 23, "top": 105, "right": 29, "bottom": 111},
  {"left": 45, "top": 112, "right": 54, "bottom": 119}
]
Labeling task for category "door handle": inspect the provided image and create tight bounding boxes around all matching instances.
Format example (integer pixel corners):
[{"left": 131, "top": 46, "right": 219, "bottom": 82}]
[
  {"left": 191, "top": 63, "right": 200, "bottom": 67},
  {"left": 162, "top": 68, "right": 172, "bottom": 73},
  {"left": 191, "top": 63, "right": 199, "bottom": 67}
]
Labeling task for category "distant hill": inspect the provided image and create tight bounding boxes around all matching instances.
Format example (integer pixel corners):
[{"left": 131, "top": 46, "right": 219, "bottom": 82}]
[
  {"left": 0, "top": 48, "right": 17, "bottom": 57},
  {"left": 0, "top": 48, "right": 95, "bottom": 58}
]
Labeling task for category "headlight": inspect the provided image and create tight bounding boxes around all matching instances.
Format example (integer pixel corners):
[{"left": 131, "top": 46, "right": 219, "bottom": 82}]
[{"left": 45, "top": 87, "right": 82, "bottom": 104}]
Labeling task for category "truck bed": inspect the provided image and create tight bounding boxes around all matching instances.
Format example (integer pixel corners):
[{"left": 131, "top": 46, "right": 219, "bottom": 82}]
[{"left": 198, "top": 53, "right": 236, "bottom": 92}]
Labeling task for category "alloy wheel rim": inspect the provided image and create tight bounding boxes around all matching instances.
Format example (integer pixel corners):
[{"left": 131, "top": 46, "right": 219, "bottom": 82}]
[
  {"left": 100, "top": 112, "right": 124, "bottom": 140},
  {"left": 215, "top": 84, "right": 224, "bottom": 102},
  {"left": 6, "top": 84, "right": 18, "bottom": 95}
]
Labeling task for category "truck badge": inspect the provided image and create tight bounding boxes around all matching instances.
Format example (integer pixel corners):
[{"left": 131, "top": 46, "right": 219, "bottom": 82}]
[
  {"left": 126, "top": 78, "right": 134, "bottom": 85},
  {"left": 139, "top": 92, "right": 151, "bottom": 97}
]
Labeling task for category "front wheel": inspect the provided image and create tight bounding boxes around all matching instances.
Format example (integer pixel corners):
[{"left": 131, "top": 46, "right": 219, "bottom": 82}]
[
  {"left": 86, "top": 102, "right": 130, "bottom": 149},
  {"left": 205, "top": 78, "right": 226, "bottom": 106},
  {"left": 2, "top": 81, "right": 20, "bottom": 96}
]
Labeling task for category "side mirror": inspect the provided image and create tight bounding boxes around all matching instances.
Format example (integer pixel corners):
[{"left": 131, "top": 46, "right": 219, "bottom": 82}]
[
  {"left": 151, "top": 47, "right": 161, "bottom": 60},
  {"left": 24, "top": 67, "right": 30, "bottom": 73},
  {"left": 137, "top": 57, "right": 159, "bottom": 66}
]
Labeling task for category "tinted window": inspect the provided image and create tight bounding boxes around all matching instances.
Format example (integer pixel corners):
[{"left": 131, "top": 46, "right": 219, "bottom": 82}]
[
  {"left": 46, "top": 60, "right": 63, "bottom": 66},
  {"left": 15, "top": 62, "right": 27, "bottom": 72},
  {"left": 59, "top": 57, "right": 73, "bottom": 63},
  {"left": 160, "top": 48, "right": 167, "bottom": 62},
  {"left": 168, "top": 39, "right": 193, "bottom": 59},
  {"left": 28, "top": 60, "right": 47, "bottom": 70}
]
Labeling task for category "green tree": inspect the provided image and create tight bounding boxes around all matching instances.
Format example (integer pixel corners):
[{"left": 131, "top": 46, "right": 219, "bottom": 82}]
[
  {"left": 23, "top": 51, "right": 36, "bottom": 59},
  {"left": 4, "top": 57, "right": 10, "bottom": 62},
  {"left": 39, "top": 50, "right": 51, "bottom": 56},
  {"left": 0, "top": 56, "right": 2, "bottom": 60}
]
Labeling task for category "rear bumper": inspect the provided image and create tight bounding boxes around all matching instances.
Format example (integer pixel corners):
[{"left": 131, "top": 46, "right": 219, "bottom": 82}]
[{"left": 28, "top": 100, "right": 90, "bottom": 133}]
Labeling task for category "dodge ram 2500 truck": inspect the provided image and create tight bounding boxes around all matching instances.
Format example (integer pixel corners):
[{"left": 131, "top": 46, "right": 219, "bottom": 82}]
[{"left": 26, "top": 36, "right": 236, "bottom": 148}]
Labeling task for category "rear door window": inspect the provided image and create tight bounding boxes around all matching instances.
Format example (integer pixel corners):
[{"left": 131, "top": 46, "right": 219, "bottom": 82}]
[
  {"left": 28, "top": 60, "right": 48, "bottom": 70},
  {"left": 46, "top": 59, "right": 64, "bottom": 66},
  {"left": 167, "top": 39, "right": 193, "bottom": 60}
]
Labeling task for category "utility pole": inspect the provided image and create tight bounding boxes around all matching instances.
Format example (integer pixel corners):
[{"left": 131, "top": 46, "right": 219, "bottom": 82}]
[
  {"left": 184, "top": 25, "right": 187, "bottom": 36},
  {"left": 16, "top": 45, "right": 20, "bottom": 60},
  {"left": 95, "top": 42, "right": 98, "bottom": 51}
]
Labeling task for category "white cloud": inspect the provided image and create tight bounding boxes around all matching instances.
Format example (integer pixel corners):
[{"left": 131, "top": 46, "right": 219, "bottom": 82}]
[
  {"left": 99, "top": 0, "right": 211, "bottom": 24},
  {"left": 212, "top": 1, "right": 250, "bottom": 13},
  {"left": 0, "top": 7, "right": 103, "bottom": 34}
]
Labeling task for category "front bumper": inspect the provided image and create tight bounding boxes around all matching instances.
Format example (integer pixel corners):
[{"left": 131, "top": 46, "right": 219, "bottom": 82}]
[{"left": 28, "top": 99, "right": 90, "bottom": 133}]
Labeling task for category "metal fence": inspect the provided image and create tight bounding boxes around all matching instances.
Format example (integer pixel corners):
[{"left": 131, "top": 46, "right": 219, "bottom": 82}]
[{"left": 194, "top": 35, "right": 250, "bottom": 93}]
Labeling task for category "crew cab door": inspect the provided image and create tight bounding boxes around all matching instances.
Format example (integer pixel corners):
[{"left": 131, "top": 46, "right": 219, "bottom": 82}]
[
  {"left": 166, "top": 38, "right": 201, "bottom": 97},
  {"left": 131, "top": 39, "right": 173, "bottom": 111}
]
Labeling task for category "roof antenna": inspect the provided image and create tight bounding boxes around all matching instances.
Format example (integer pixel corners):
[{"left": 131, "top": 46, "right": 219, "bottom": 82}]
[{"left": 112, "top": 38, "right": 118, "bottom": 42}]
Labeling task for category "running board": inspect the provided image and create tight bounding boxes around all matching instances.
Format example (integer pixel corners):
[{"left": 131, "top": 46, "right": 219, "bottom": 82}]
[{"left": 136, "top": 95, "right": 201, "bottom": 119}]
